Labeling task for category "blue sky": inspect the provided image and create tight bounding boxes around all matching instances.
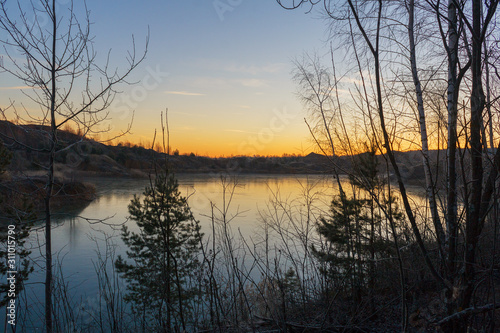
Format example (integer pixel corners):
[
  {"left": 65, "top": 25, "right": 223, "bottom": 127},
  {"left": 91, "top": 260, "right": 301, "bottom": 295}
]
[{"left": 1, "top": 0, "right": 333, "bottom": 156}]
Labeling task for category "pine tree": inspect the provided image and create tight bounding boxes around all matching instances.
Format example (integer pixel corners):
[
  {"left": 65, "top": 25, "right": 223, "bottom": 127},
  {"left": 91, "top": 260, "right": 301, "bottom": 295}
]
[
  {"left": 312, "top": 194, "right": 366, "bottom": 295},
  {"left": 115, "top": 171, "right": 203, "bottom": 332},
  {"left": 312, "top": 144, "right": 396, "bottom": 308}
]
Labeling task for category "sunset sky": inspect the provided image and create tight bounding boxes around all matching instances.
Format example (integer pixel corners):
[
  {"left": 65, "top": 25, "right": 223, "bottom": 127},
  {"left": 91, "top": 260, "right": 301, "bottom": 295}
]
[{"left": 0, "top": 1, "right": 334, "bottom": 156}]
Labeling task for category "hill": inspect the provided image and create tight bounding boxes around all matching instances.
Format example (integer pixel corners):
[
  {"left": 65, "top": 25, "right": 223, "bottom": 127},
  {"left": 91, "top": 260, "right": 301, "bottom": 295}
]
[
  {"left": 0, "top": 120, "right": 335, "bottom": 177},
  {"left": 0, "top": 120, "right": 442, "bottom": 185}
]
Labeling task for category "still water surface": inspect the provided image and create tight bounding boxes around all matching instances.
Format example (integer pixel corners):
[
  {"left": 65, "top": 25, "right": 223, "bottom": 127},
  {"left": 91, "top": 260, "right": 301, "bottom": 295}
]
[
  {"left": 4, "top": 173, "right": 426, "bottom": 330},
  {"left": 46, "top": 174, "right": 336, "bottom": 284},
  {"left": 6, "top": 174, "right": 337, "bottom": 328}
]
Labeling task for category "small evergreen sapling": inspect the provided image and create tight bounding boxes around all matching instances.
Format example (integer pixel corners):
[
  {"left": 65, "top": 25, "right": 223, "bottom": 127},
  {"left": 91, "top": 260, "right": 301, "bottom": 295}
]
[{"left": 115, "top": 171, "right": 203, "bottom": 331}]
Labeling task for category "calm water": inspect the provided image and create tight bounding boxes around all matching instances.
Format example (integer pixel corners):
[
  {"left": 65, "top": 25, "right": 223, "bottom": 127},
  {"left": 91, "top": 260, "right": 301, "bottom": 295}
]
[
  {"left": 3, "top": 173, "right": 426, "bottom": 330},
  {"left": 2, "top": 174, "right": 340, "bottom": 330}
]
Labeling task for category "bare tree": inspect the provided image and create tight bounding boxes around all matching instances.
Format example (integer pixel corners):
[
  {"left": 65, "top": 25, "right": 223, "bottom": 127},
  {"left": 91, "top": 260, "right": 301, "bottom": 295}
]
[
  {"left": 0, "top": 0, "right": 147, "bottom": 331},
  {"left": 279, "top": 0, "right": 500, "bottom": 331}
]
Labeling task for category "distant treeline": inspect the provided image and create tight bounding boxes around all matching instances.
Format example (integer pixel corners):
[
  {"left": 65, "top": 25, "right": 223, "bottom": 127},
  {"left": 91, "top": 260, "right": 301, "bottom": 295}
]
[{"left": 0, "top": 120, "right": 446, "bottom": 183}]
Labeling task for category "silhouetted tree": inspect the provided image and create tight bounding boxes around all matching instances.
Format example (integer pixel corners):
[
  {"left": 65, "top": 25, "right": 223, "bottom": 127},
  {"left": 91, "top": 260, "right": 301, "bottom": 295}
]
[
  {"left": 313, "top": 146, "right": 395, "bottom": 311},
  {"left": 282, "top": 0, "right": 500, "bottom": 330},
  {"left": 0, "top": 1, "right": 147, "bottom": 330},
  {"left": 115, "top": 170, "right": 203, "bottom": 332}
]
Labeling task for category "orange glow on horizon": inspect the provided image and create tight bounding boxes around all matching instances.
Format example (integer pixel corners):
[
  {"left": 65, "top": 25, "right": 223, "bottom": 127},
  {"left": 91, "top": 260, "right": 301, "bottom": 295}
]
[{"left": 106, "top": 131, "right": 312, "bottom": 158}]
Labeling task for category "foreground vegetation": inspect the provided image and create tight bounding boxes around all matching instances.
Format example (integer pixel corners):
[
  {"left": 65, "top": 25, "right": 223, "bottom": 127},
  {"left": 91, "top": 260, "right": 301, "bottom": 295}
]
[
  {"left": 1, "top": 0, "right": 500, "bottom": 331},
  {"left": 1, "top": 148, "right": 498, "bottom": 332}
]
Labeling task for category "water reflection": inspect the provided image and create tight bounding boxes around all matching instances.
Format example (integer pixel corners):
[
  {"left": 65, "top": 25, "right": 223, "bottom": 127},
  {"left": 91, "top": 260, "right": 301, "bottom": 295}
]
[
  {"left": 20, "top": 174, "right": 338, "bottom": 296},
  {"left": 2, "top": 173, "right": 426, "bottom": 331}
]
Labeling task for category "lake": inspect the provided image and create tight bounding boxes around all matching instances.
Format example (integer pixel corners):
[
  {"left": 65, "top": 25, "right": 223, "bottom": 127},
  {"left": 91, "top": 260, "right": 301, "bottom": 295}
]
[
  {"left": 2, "top": 173, "right": 341, "bottom": 330},
  {"left": 2, "top": 173, "right": 427, "bottom": 331}
]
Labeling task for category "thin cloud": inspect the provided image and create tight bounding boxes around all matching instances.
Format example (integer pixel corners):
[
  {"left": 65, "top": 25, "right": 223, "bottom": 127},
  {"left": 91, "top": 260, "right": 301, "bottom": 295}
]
[
  {"left": 190, "top": 77, "right": 268, "bottom": 89},
  {"left": 191, "top": 77, "right": 230, "bottom": 89},
  {"left": 195, "top": 59, "right": 287, "bottom": 75},
  {"left": 343, "top": 77, "right": 364, "bottom": 85},
  {"left": 0, "top": 86, "right": 37, "bottom": 90},
  {"left": 224, "top": 63, "right": 287, "bottom": 75},
  {"left": 165, "top": 90, "right": 205, "bottom": 96},
  {"left": 237, "top": 79, "right": 267, "bottom": 88}
]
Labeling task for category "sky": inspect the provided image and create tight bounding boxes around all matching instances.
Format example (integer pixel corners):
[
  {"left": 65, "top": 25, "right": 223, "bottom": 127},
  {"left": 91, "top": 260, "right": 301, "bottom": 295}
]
[{"left": 0, "top": 0, "right": 334, "bottom": 156}]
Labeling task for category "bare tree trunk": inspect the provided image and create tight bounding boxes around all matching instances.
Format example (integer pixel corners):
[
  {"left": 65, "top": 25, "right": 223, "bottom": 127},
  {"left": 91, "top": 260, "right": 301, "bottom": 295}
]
[
  {"left": 484, "top": 43, "right": 493, "bottom": 152},
  {"left": 462, "top": 0, "right": 485, "bottom": 316},
  {"left": 44, "top": 189, "right": 53, "bottom": 333},
  {"left": 368, "top": 198, "right": 375, "bottom": 317},
  {"left": 347, "top": 0, "right": 447, "bottom": 289},
  {"left": 480, "top": 0, "right": 492, "bottom": 153},
  {"left": 446, "top": 0, "right": 459, "bottom": 285},
  {"left": 278, "top": 0, "right": 500, "bottom": 330},
  {"left": 408, "top": 0, "right": 445, "bottom": 259},
  {"left": 0, "top": 0, "right": 146, "bottom": 330},
  {"left": 45, "top": 1, "right": 57, "bottom": 330}
]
